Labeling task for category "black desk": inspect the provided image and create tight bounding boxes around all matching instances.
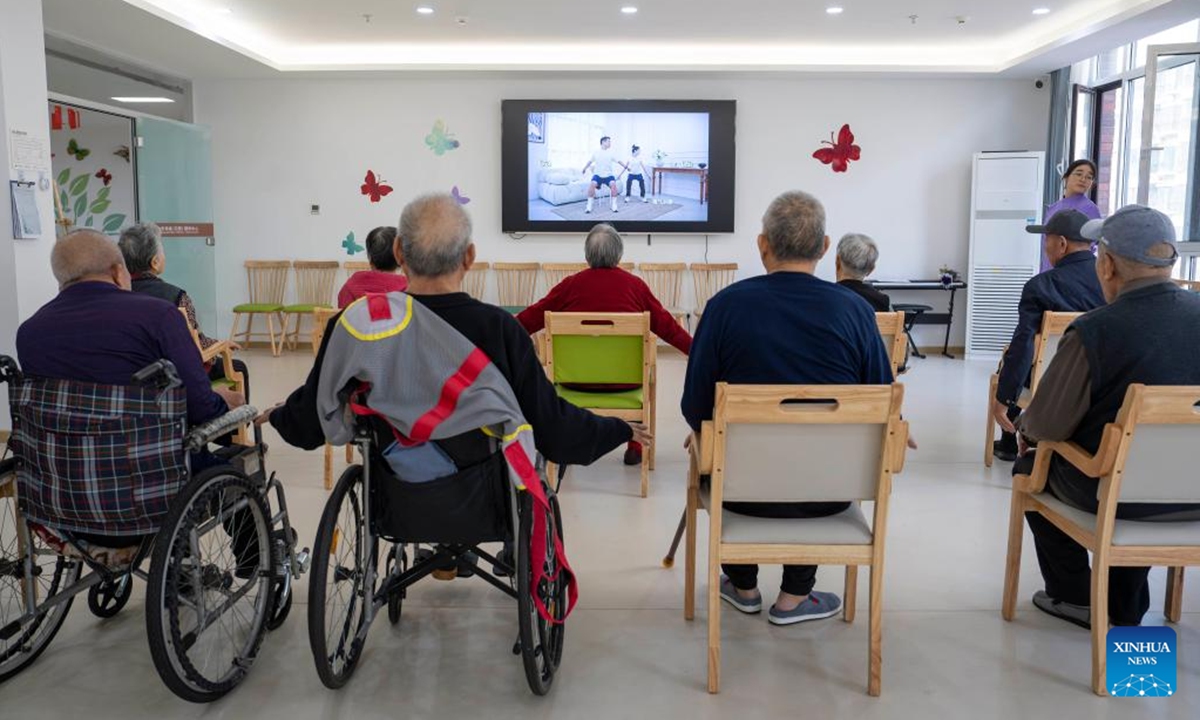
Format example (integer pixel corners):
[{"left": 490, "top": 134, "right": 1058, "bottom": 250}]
[{"left": 868, "top": 280, "right": 967, "bottom": 358}]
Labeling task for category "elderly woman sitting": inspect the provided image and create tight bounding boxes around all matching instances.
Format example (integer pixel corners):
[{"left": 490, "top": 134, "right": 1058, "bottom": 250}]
[
  {"left": 118, "top": 222, "right": 250, "bottom": 399},
  {"left": 834, "top": 232, "right": 891, "bottom": 311},
  {"left": 517, "top": 223, "right": 690, "bottom": 466}
]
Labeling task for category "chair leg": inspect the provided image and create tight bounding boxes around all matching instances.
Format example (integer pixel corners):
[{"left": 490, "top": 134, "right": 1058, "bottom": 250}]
[
  {"left": 1001, "top": 491, "right": 1025, "bottom": 621},
  {"left": 843, "top": 566, "right": 858, "bottom": 623},
  {"left": 346, "top": 444, "right": 354, "bottom": 463},
  {"left": 1091, "top": 553, "right": 1110, "bottom": 696},
  {"left": 984, "top": 375, "right": 998, "bottom": 467},
  {"left": 1165, "top": 567, "right": 1185, "bottom": 624},
  {"left": 868, "top": 561, "right": 884, "bottom": 696},
  {"left": 684, "top": 492, "right": 697, "bottom": 621},
  {"left": 262, "top": 313, "right": 277, "bottom": 356},
  {"left": 640, "top": 451, "right": 649, "bottom": 498},
  {"left": 228, "top": 312, "right": 242, "bottom": 346},
  {"left": 323, "top": 443, "right": 333, "bottom": 491},
  {"left": 547, "top": 461, "right": 559, "bottom": 492},
  {"left": 707, "top": 542, "right": 721, "bottom": 694}
]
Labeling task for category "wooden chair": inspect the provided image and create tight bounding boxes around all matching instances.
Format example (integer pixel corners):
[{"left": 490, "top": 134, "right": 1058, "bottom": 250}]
[
  {"left": 180, "top": 308, "right": 250, "bottom": 446},
  {"left": 684, "top": 383, "right": 908, "bottom": 695},
  {"left": 494, "top": 262, "right": 540, "bottom": 314},
  {"left": 541, "top": 312, "right": 656, "bottom": 497},
  {"left": 540, "top": 262, "right": 587, "bottom": 294},
  {"left": 618, "top": 262, "right": 635, "bottom": 271},
  {"left": 1002, "top": 384, "right": 1200, "bottom": 695},
  {"left": 874, "top": 311, "right": 907, "bottom": 378},
  {"left": 690, "top": 263, "right": 738, "bottom": 324},
  {"left": 639, "top": 263, "right": 689, "bottom": 330},
  {"left": 230, "top": 260, "right": 290, "bottom": 357},
  {"left": 344, "top": 261, "right": 371, "bottom": 273},
  {"left": 312, "top": 306, "right": 340, "bottom": 490},
  {"left": 983, "top": 311, "right": 1083, "bottom": 467},
  {"left": 464, "top": 261, "right": 490, "bottom": 300},
  {"left": 283, "top": 261, "right": 340, "bottom": 351}
]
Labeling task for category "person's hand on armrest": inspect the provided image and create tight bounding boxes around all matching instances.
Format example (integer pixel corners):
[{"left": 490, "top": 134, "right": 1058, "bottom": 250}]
[
  {"left": 214, "top": 386, "right": 245, "bottom": 409},
  {"left": 992, "top": 399, "right": 1017, "bottom": 434},
  {"left": 254, "top": 402, "right": 285, "bottom": 427}
]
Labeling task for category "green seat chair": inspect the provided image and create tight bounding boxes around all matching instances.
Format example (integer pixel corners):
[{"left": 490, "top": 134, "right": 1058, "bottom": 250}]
[
  {"left": 230, "top": 260, "right": 290, "bottom": 357},
  {"left": 282, "top": 260, "right": 340, "bottom": 352}
]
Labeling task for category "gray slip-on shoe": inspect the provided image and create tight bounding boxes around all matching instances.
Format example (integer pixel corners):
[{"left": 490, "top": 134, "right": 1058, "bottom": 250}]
[
  {"left": 719, "top": 576, "right": 762, "bottom": 614},
  {"left": 1032, "top": 590, "right": 1091, "bottom": 629},
  {"left": 768, "top": 590, "right": 842, "bottom": 625}
]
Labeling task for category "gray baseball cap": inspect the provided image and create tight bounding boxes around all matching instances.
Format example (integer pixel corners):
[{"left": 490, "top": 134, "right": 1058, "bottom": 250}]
[{"left": 1081, "top": 204, "right": 1178, "bottom": 267}]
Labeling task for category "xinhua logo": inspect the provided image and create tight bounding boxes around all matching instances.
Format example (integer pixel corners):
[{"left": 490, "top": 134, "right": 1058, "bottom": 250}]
[{"left": 1107, "top": 626, "right": 1177, "bottom": 697}]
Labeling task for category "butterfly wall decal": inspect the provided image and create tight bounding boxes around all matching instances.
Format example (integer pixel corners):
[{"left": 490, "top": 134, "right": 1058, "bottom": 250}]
[
  {"left": 342, "top": 231, "right": 364, "bottom": 255},
  {"left": 812, "top": 124, "right": 861, "bottom": 173},
  {"left": 113, "top": 145, "right": 131, "bottom": 163},
  {"left": 95, "top": 169, "right": 113, "bottom": 186},
  {"left": 360, "top": 170, "right": 393, "bottom": 203},
  {"left": 66, "top": 138, "right": 90, "bottom": 161},
  {"left": 425, "top": 119, "right": 460, "bottom": 155},
  {"left": 451, "top": 185, "right": 470, "bottom": 205}
]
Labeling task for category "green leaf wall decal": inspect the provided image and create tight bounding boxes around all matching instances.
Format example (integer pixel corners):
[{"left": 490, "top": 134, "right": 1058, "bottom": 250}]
[
  {"left": 102, "top": 213, "right": 126, "bottom": 233},
  {"left": 68, "top": 175, "right": 89, "bottom": 196}
]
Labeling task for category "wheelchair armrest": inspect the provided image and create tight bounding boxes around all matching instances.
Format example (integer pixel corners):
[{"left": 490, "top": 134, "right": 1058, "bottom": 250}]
[{"left": 186, "top": 405, "right": 259, "bottom": 452}]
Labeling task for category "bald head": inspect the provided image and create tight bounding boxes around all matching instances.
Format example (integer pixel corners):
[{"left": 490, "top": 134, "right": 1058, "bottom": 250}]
[
  {"left": 51, "top": 230, "right": 129, "bottom": 290},
  {"left": 398, "top": 193, "right": 473, "bottom": 278}
]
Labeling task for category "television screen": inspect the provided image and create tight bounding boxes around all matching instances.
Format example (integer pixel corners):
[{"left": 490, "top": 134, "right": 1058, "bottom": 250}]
[{"left": 501, "top": 100, "right": 735, "bottom": 234}]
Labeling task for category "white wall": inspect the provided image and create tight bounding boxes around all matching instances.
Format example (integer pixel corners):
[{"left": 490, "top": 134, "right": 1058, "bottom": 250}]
[{"left": 195, "top": 75, "right": 1049, "bottom": 345}]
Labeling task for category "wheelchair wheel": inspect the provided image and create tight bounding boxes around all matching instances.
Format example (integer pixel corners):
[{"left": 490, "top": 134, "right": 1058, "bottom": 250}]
[
  {"left": 385, "top": 544, "right": 407, "bottom": 626},
  {"left": 517, "top": 485, "right": 567, "bottom": 696},
  {"left": 0, "top": 474, "right": 82, "bottom": 683},
  {"left": 309, "top": 464, "right": 372, "bottom": 689},
  {"left": 266, "top": 528, "right": 295, "bottom": 632},
  {"left": 145, "top": 466, "right": 273, "bottom": 703},
  {"left": 87, "top": 573, "right": 133, "bottom": 618}
]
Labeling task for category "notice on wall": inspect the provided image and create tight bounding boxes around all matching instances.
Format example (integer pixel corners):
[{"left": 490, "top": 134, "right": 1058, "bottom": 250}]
[
  {"left": 10, "top": 181, "right": 42, "bottom": 239},
  {"left": 8, "top": 129, "right": 49, "bottom": 173}
]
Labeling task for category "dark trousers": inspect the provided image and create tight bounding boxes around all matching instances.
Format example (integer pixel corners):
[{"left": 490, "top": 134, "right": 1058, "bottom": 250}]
[
  {"left": 1016, "top": 453, "right": 1200, "bottom": 625},
  {"left": 721, "top": 501, "right": 851, "bottom": 596},
  {"left": 625, "top": 174, "right": 645, "bottom": 198}
]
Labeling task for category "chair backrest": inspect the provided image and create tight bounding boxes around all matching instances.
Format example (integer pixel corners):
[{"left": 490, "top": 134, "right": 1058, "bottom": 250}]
[
  {"left": 493, "top": 262, "right": 540, "bottom": 307},
  {"left": 344, "top": 261, "right": 371, "bottom": 273},
  {"left": 1030, "top": 311, "right": 1084, "bottom": 394},
  {"left": 311, "top": 307, "right": 340, "bottom": 356},
  {"left": 541, "top": 263, "right": 588, "bottom": 294},
  {"left": 618, "top": 262, "right": 635, "bottom": 271},
  {"left": 1173, "top": 278, "right": 1200, "bottom": 291},
  {"left": 639, "top": 263, "right": 687, "bottom": 309},
  {"left": 244, "top": 260, "right": 290, "bottom": 305},
  {"left": 713, "top": 384, "right": 906, "bottom": 504},
  {"left": 690, "top": 263, "right": 738, "bottom": 316},
  {"left": 874, "top": 311, "right": 907, "bottom": 377},
  {"left": 1104, "top": 385, "right": 1200, "bottom": 504},
  {"left": 464, "top": 261, "right": 490, "bottom": 300},
  {"left": 292, "top": 260, "right": 340, "bottom": 307},
  {"left": 543, "top": 312, "right": 651, "bottom": 386},
  {"left": 178, "top": 307, "right": 203, "bottom": 352}
]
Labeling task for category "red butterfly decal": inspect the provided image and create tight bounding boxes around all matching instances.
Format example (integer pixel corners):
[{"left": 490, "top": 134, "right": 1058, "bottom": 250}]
[
  {"left": 360, "top": 170, "right": 393, "bottom": 203},
  {"left": 95, "top": 168, "right": 113, "bottom": 186},
  {"left": 812, "top": 124, "right": 861, "bottom": 173}
]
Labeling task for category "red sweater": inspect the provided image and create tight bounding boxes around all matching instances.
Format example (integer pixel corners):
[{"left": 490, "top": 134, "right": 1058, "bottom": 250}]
[
  {"left": 337, "top": 270, "right": 408, "bottom": 309},
  {"left": 517, "top": 267, "right": 692, "bottom": 354}
]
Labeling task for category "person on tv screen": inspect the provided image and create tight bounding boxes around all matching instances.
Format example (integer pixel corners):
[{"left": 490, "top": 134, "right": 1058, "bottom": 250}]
[
  {"left": 622, "top": 144, "right": 649, "bottom": 204},
  {"left": 581, "top": 136, "right": 624, "bottom": 215}
]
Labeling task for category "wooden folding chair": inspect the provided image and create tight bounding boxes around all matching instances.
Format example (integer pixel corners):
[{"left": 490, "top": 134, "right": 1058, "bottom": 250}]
[
  {"left": 684, "top": 383, "right": 908, "bottom": 695},
  {"left": 541, "top": 312, "right": 656, "bottom": 496},
  {"left": 1002, "top": 384, "right": 1200, "bottom": 695},
  {"left": 494, "top": 262, "right": 540, "bottom": 313},
  {"left": 344, "top": 261, "right": 371, "bottom": 273},
  {"left": 311, "top": 306, "right": 341, "bottom": 491},
  {"left": 983, "top": 311, "right": 1083, "bottom": 467},
  {"left": 230, "top": 260, "right": 290, "bottom": 357},
  {"left": 283, "top": 261, "right": 340, "bottom": 351},
  {"left": 874, "top": 311, "right": 907, "bottom": 378},
  {"left": 690, "top": 263, "right": 738, "bottom": 325},
  {"left": 540, "top": 263, "right": 587, "bottom": 294},
  {"left": 640, "top": 263, "right": 689, "bottom": 330},
  {"left": 180, "top": 308, "right": 250, "bottom": 445},
  {"left": 464, "top": 261, "right": 490, "bottom": 300}
]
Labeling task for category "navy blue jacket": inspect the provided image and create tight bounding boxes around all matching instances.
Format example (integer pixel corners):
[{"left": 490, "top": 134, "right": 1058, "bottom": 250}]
[
  {"left": 681, "top": 272, "right": 893, "bottom": 431},
  {"left": 995, "top": 251, "right": 1105, "bottom": 404}
]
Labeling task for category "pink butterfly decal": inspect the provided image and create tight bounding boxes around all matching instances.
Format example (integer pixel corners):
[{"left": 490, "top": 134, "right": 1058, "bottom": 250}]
[
  {"left": 451, "top": 185, "right": 470, "bottom": 205},
  {"left": 812, "top": 124, "right": 861, "bottom": 173}
]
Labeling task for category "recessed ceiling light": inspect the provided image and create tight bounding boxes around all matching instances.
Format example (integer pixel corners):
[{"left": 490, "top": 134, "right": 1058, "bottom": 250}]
[
  {"left": 621, "top": 6, "right": 638, "bottom": 14},
  {"left": 1032, "top": 7, "right": 1051, "bottom": 14},
  {"left": 826, "top": 6, "right": 844, "bottom": 14},
  {"left": 111, "top": 97, "right": 176, "bottom": 103},
  {"left": 416, "top": 6, "right": 435, "bottom": 15}
]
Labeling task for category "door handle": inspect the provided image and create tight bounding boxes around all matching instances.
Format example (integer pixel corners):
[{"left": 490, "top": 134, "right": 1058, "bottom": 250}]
[{"left": 205, "top": 236, "right": 215, "bottom": 247}]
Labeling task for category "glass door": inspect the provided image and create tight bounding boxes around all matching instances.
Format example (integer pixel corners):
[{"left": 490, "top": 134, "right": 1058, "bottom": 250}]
[
  {"left": 134, "top": 117, "right": 218, "bottom": 335},
  {"left": 1138, "top": 43, "right": 1200, "bottom": 257}
]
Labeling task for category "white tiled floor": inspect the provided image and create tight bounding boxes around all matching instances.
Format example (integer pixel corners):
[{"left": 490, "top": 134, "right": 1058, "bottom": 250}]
[{"left": 4, "top": 348, "right": 1198, "bottom": 718}]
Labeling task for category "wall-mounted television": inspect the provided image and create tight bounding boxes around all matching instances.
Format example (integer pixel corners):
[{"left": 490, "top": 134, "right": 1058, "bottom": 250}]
[{"left": 501, "top": 99, "right": 736, "bottom": 234}]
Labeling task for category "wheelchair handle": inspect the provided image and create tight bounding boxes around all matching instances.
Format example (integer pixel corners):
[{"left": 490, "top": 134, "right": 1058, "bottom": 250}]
[
  {"left": 185, "top": 405, "right": 259, "bottom": 452},
  {"left": 0, "top": 356, "right": 20, "bottom": 385},
  {"left": 132, "top": 360, "right": 182, "bottom": 390}
]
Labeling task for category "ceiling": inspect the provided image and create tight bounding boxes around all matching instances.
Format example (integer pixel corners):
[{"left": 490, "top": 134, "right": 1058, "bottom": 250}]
[{"left": 40, "top": 0, "right": 1200, "bottom": 77}]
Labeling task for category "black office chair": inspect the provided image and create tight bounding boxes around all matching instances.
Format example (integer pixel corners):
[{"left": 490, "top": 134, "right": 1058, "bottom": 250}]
[{"left": 891, "top": 303, "right": 932, "bottom": 360}]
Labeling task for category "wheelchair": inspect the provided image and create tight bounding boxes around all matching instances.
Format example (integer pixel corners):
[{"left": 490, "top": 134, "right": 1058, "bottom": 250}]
[
  {"left": 0, "top": 356, "right": 309, "bottom": 702},
  {"left": 308, "top": 410, "right": 569, "bottom": 695}
]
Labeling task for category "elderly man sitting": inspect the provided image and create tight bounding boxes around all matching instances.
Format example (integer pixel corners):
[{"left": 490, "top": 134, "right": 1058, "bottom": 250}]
[
  {"left": 835, "top": 232, "right": 891, "bottom": 312},
  {"left": 682, "top": 191, "right": 894, "bottom": 625},
  {"left": 517, "top": 223, "right": 691, "bottom": 466},
  {"left": 1015, "top": 204, "right": 1200, "bottom": 628},
  {"left": 16, "top": 230, "right": 244, "bottom": 545},
  {"left": 338, "top": 225, "right": 408, "bottom": 308}
]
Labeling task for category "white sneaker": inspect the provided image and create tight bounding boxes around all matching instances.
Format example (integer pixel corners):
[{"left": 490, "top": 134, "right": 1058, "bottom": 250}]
[
  {"left": 624, "top": 196, "right": 630, "bottom": 204},
  {"left": 642, "top": 197, "right": 648, "bottom": 203}
]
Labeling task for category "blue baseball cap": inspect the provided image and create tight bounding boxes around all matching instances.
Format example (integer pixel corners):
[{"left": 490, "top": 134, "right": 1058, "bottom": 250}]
[{"left": 1081, "top": 204, "right": 1178, "bottom": 267}]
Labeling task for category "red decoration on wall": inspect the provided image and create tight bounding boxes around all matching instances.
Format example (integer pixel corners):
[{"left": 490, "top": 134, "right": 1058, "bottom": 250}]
[
  {"left": 69, "top": 108, "right": 81, "bottom": 129},
  {"left": 95, "top": 168, "right": 113, "bottom": 186},
  {"left": 51, "top": 105, "right": 63, "bottom": 130},
  {"left": 812, "top": 124, "right": 861, "bottom": 173},
  {"left": 360, "top": 170, "right": 393, "bottom": 203},
  {"left": 50, "top": 105, "right": 82, "bottom": 131}
]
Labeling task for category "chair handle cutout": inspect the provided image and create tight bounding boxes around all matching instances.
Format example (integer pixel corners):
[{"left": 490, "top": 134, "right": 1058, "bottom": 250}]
[{"left": 779, "top": 398, "right": 839, "bottom": 412}]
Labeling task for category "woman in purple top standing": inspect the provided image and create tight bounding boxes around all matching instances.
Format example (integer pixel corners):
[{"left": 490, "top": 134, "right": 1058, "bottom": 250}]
[{"left": 1040, "top": 159, "right": 1100, "bottom": 272}]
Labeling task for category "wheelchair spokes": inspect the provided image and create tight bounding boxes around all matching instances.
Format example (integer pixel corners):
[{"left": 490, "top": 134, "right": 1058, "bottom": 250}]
[{"left": 517, "top": 486, "right": 566, "bottom": 696}]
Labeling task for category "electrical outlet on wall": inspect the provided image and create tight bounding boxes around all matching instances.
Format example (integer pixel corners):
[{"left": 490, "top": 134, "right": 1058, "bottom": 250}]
[{"left": 310, "top": 204, "right": 320, "bottom": 215}]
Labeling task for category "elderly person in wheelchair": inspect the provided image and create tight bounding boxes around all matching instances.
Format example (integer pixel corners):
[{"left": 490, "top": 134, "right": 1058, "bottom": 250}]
[
  {"left": 263, "top": 193, "right": 650, "bottom": 694},
  {"left": 0, "top": 231, "right": 306, "bottom": 702}
]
